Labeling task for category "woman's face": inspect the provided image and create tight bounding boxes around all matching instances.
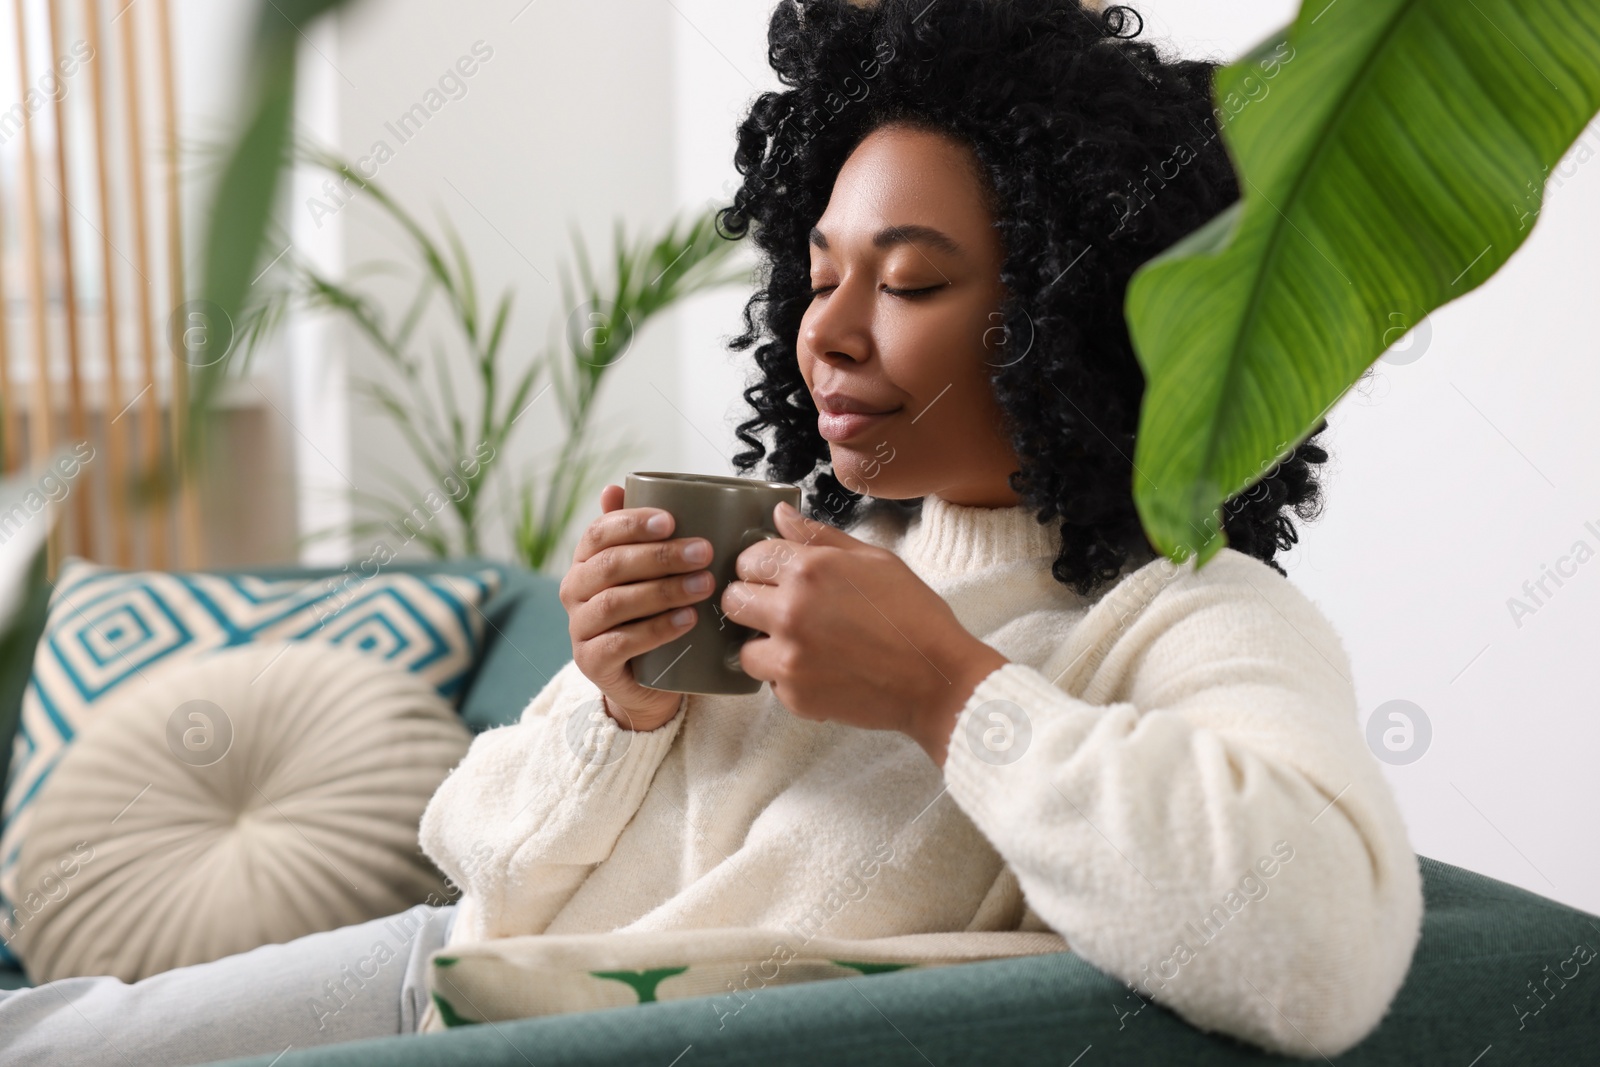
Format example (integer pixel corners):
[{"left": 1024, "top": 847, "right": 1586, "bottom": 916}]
[{"left": 800, "top": 123, "right": 1022, "bottom": 509}]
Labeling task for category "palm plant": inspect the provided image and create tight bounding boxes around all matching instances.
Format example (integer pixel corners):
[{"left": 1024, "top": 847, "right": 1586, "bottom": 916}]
[
  {"left": 237, "top": 149, "right": 744, "bottom": 569},
  {"left": 514, "top": 209, "right": 745, "bottom": 567}
]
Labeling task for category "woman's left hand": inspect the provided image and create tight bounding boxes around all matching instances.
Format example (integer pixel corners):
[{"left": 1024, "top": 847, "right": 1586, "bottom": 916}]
[{"left": 720, "top": 500, "right": 1009, "bottom": 766}]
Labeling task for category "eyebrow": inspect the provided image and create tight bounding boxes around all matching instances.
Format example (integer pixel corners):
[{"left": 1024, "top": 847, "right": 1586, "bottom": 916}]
[{"left": 808, "top": 224, "right": 964, "bottom": 257}]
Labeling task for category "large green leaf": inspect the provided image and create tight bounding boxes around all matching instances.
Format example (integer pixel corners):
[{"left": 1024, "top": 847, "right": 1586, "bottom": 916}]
[
  {"left": 187, "top": 0, "right": 360, "bottom": 458},
  {"left": 1126, "top": 0, "right": 1600, "bottom": 564}
]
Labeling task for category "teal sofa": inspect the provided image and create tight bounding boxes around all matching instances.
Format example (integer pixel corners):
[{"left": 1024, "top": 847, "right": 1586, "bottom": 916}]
[{"left": 1, "top": 559, "right": 1596, "bottom": 1064}]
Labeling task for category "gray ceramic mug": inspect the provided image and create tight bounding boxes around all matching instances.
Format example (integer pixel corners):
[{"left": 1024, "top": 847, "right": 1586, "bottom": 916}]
[{"left": 624, "top": 471, "right": 803, "bottom": 695}]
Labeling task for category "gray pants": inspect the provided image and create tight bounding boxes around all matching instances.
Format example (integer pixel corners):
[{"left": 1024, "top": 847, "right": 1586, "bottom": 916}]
[{"left": 0, "top": 903, "right": 456, "bottom": 1067}]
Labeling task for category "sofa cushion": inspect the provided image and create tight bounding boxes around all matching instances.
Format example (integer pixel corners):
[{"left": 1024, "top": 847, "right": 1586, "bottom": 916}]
[
  {"left": 10, "top": 641, "right": 471, "bottom": 983},
  {"left": 0, "top": 559, "right": 499, "bottom": 966},
  {"left": 194, "top": 560, "right": 571, "bottom": 734}
]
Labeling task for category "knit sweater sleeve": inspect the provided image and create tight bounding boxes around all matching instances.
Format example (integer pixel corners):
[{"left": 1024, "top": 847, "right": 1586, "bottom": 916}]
[
  {"left": 418, "top": 657, "right": 686, "bottom": 941},
  {"left": 940, "top": 550, "right": 1423, "bottom": 1058}
]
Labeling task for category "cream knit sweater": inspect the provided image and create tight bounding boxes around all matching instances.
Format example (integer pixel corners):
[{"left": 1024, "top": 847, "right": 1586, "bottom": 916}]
[{"left": 418, "top": 493, "right": 1423, "bottom": 1057}]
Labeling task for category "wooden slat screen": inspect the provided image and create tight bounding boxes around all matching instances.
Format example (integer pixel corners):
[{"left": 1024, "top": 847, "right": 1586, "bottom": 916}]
[{"left": 0, "top": 0, "right": 198, "bottom": 575}]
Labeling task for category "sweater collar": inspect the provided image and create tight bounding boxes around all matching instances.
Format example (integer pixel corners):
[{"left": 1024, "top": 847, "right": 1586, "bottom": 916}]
[{"left": 896, "top": 493, "right": 1061, "bottom": 575}]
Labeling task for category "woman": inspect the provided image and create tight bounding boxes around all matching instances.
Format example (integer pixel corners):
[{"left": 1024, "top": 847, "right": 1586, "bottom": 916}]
[
  {"left": 420, "top": 0, "right": 1420, "bottom": 1057},
  {"left": 0, "top": 1, "right": 1421, "bottom": 1062}
]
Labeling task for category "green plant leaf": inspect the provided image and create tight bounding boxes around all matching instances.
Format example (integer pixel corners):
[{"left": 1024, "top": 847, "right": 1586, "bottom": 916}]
[
  {"left": 1125, "top": 0, "right": 1600, "bottom": 564},
  {"left": 188, "top": 58, "right": 294, "bottom": 448},
  {"left": 189, "top": 0, "right": 363, "bottom": 460},
  {"left": 0, "top": 546, "right": 48, "bottom": 795}
]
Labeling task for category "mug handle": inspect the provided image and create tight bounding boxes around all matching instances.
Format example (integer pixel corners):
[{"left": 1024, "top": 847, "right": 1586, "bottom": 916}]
[{"left": 723, "top": 527, "right": 787, "bottom": 672}]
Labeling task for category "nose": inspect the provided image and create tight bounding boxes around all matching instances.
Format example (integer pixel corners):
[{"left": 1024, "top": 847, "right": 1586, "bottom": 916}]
[{"left": 801, "top": 277, "right": 872, "bottom": 366}]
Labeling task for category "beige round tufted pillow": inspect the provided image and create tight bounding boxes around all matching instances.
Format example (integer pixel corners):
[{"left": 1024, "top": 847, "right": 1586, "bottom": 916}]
[{"left": 13, "top": 641, "right": 472, "bottom": 983}]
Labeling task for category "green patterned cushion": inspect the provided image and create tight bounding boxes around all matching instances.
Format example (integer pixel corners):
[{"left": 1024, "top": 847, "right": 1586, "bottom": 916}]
[{"left": 420, "top": 927, "right": 1069, "bottom": 1031}]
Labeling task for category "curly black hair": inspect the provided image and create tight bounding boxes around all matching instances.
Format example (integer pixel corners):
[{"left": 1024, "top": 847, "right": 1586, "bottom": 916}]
[{"left": 717, "top": 0, "right": 1330, "bottom": 597}]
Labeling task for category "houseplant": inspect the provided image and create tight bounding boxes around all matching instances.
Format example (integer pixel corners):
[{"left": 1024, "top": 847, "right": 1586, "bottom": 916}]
[{"left": 236, "top": 148, "right": 744, "bottom": 570}]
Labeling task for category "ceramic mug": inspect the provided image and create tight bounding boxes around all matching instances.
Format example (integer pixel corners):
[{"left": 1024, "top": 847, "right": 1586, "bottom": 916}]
[{"left": 623, "top": 471, "right": 803, "bottom": 695}]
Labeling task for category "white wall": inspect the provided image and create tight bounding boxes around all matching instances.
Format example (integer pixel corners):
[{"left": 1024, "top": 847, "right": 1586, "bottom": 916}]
[{"left": 293, "top": 0, "right": 1600, "bottom": 915}]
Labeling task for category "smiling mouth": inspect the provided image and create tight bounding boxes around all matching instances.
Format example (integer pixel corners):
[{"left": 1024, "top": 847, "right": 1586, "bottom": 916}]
[{"left": 817, "top": 407, "right": 901, "bottom": 442}]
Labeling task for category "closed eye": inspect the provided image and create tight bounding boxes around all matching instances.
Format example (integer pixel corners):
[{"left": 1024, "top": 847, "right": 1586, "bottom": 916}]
[
  {"left": 881, "top": 283, "right": 946, "bottom": 299},
  {"left": 807, "top": 282, "right": 947, "bottom": 299}
]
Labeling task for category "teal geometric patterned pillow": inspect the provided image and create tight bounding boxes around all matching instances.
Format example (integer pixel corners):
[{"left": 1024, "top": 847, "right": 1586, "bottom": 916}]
[{"left": 0, "top": 559, "right": 501, "bottom": 966}]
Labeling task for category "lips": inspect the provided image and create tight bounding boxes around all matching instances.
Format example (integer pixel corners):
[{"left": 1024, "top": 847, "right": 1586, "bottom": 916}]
[
  {"left": 817, "top": 407, "right": 900, "bottom": 442},
  {"left": 815, "top": 391, "right": 902, "bottom": 442},
  {"left": 816, "top": 393, "right": 899, "bottom": 415}
]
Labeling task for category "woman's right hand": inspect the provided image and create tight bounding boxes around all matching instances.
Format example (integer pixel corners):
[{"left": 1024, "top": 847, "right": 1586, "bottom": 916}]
[{"left": 558, "top": 484, "right": 715, "bottom": 732}]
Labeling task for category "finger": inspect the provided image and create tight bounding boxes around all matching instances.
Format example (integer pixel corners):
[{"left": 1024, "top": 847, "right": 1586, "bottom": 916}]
[
  {"left": 585, "top": 605, "right": 699, "bottom": 681},
  {"left": 573, "top": 505, "right": 676, "bottom": 564},
  {"left": 734, "top": 536, "right": 800, "bottom": 585},
  {"left": 720, "top": 578, "right": 779, "bottom": 634},
  {"left": 573, "top": 568, "right": 714, "bottom": 641},
  {"left": 567, "top": 535, "right": 714, "bottom": 605},
  {"left": 600, "top": 484, "right": 625, "bottom": 513},
  {"left": 773, "top": 499, "right": 856, "bottom": 548},
  {"left": 731, "top": 633, "right": 777, "bottom": 684}
]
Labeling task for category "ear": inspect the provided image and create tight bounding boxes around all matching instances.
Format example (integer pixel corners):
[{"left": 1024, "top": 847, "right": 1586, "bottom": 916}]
[{"left": 773, "top": 499, "right": 859, "bottom": 549}]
